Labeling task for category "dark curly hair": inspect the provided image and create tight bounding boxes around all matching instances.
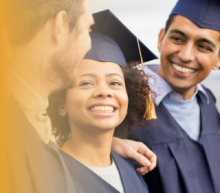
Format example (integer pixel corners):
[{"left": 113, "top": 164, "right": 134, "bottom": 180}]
[{"left": 48, "top": 62, "right": 153, "bottom": 146}]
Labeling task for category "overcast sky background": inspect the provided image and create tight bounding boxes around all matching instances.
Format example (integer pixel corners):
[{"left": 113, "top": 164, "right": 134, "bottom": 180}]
[{"left": 87, "top": 0, "right": 220, "bottom": 110}]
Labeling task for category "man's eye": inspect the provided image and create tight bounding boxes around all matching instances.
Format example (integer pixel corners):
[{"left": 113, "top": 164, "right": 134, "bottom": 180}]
[
  {"left": 171, "top": 36, "right": 183, "bottom": 43},
  {"left": 198, "top": 44, "right": 212, "bottom": 52},
  {"left": 110, "top": 81, "right": 121, "bottom": 86}
]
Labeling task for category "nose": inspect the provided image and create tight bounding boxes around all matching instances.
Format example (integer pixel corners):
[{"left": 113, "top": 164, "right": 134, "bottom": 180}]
[
  {"left": 93, "top": 86, "right": 114, "bottom": 99},
  {"left": 178, "top": 42, "right": 195, "bottom": 63}
]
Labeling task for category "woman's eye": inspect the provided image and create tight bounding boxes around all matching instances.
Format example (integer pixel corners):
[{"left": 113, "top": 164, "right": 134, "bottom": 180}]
[
  {"left": 110, "top": 81, "right": 122, "bottom": 86},
  {"left": 80, "top": 81, "right": 93, "bottom": 86}
]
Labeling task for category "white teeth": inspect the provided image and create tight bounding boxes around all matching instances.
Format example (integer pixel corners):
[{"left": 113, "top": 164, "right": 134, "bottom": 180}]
[
  {"left": 90, "top": 106, "right": 114, "bottom": 113},
  {"left": 172, "top": 63, "right": 196, "bottom": 74}
]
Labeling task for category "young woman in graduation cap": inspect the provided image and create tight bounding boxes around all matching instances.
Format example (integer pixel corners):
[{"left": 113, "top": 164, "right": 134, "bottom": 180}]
[{"left": 48, "top": 10, "right": 157, "bottom": 193}]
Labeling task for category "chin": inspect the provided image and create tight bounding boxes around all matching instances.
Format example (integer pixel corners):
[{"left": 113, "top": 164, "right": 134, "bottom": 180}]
[
  {"left": 170, "top": 82, "right": 193, "bottom": 94},
  {"left": 167, "top": 76, "right": 189, "bottom": 90},
  {"left": 91, "top": 123, "right": 117, "bottom": 131},
  {"left": 97, "top": 125, "right": 116, "bottom": 130}
]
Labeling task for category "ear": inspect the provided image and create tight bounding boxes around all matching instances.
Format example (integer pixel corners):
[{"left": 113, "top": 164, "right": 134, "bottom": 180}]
[
  {"left": 212, "top": 55, "right": 220, "bottom": 70},
  {"left": 51, "top": 11, "right": 69, "bottom": 45},
  {"left": 158, "top": 28, "right": 165, "bottom": 53},
  {"left": 58, "top": 104, "right": 67, "bottom": 117}
]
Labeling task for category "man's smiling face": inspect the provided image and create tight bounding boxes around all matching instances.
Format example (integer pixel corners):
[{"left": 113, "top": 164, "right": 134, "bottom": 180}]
[{"left": 157, "top": 15, "right": 220, "bottom": 98}]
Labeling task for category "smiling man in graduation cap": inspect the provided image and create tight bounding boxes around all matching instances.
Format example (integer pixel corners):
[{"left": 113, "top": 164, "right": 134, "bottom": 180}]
[
  {"left": 3, "top": 1, "right": 157, "bottom": 193},
  {"left": 128, "top": 0, "right": 220, "bottom": 193}
]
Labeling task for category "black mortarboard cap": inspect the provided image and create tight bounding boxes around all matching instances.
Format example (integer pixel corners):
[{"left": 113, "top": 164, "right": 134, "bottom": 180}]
[
  {"left": 171, "top": 0, "right": 220, "bottom": 32},
  {"left": 84, "top": 10, "right": 157, "bottom": 67},
  {"left": 85, "top": 32, "right": 127, "bottom": 67}
]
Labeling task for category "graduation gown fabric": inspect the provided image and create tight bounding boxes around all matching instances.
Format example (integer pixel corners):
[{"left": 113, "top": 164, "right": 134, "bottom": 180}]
[
  {"left": 128, "top": 88, "right": 220, "bottom": 193},
  {"left": 5, "top": 97, "right": 76, "bottom": 193},
  {"left": 60, "top": 150, "right": 149, "bottom": 193}
]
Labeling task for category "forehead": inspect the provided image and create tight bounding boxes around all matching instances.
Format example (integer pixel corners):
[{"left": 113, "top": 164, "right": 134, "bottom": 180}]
[
  {"left": 77, "top": 59, "right": 124, "bottom": 76},
  {"left": 168, "top": 15, "right": 220, "bottom": 43}
]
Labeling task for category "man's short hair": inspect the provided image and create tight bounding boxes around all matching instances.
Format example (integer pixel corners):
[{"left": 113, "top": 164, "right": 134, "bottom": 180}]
[
  {"left": 7, "top": 0, "right": 84, "bottom": 46},
  {"left": 164, "top": 14, "right": 176, "bottom": 34}
]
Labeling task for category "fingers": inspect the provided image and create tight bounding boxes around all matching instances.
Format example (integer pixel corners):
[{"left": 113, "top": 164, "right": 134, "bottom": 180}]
[
  {"left": 126, "top": 149, "right": 151, "bottom": 175},
  {"left": 136, "top": 167, "right": 150, "bottom": 175},
  {"left": 148, "top": 152, "right": 157, "bottom": 171},
  {"left": 126, "top": 148, "right": 152, "bottom": 167},
  {"left": 142, "top": 151, "right": 157, "bottom": 171},
  {"left": 136, "top": 142, "right": 157, "bottom": 171},
  {"left": 111, "top": 138, "right": 157, "bottom": 173}
]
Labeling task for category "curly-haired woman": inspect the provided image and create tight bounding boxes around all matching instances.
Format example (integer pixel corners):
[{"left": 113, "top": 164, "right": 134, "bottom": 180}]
[{"left": 48, "top": 10, "right": 157, "bottom": 193}]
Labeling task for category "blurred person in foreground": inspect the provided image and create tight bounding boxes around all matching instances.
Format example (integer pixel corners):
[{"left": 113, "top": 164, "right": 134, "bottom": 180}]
[
  {"left": 4, "top": 0, "right": 156, "bottom": 193},
  {"left": 48, "top": 10, "right": 157, "bottom": 193},
  {"left": 128, "top": 0, "right": 220, "bottom": 193}
]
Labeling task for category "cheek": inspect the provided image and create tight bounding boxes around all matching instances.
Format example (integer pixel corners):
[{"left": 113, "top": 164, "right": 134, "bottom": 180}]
[
  {"left": 116, "top": 91, "right": 129, "bottom": 115},
  {"left": 75, "top": 31, "right": 91, "bottom": 52},
  {"left": 81, "top": 32, "right": 91, "bottom": 52},
  {"left": 61, "top": 38, "right": 78, "bottom": 68},
  {"left": 160, "top": 46, "right": 171, "bottom": 63},
  {"left": 161, "top": 41, "right": 180, "bottom": 60},
  {"left": 197, "top": 54, "right": 215, "bottom": 72},
  {"left": 65, "top": 91, "right": 85, "bottom": 117}
]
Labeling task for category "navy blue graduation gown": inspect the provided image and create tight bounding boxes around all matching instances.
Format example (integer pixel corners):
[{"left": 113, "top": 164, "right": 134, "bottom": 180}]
[
  {"left": 60, "top": 150, "right": 149, "bottom": 193},
  {"left": 128, "top": 88, "right": 220, "bottom": 193}
]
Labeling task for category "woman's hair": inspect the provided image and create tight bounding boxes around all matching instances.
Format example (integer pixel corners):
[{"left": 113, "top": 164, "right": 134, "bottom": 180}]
[{"left": 48, "top": 61, "right": 153, "bottom": 146}]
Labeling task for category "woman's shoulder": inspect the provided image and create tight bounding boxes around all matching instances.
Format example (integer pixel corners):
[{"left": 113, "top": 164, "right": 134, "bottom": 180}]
[
  {"left": 111, "top": 151, "right": 139, "bottom": 170},
  {"left": 111, "top": 152, "right": 149, "bottom": 193}
]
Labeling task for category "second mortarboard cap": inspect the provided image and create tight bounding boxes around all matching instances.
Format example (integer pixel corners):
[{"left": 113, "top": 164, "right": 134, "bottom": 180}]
[
  {"left": 84, "top": 10, "right": 157, "bottom": 66},
  {"left": 171, "top": 0, "right": 220, "bottom": 32}
]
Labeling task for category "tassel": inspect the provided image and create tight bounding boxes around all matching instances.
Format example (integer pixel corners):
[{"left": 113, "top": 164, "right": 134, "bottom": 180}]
[{"left": 137, "top": 38, "right": 157, "bottom": 120}]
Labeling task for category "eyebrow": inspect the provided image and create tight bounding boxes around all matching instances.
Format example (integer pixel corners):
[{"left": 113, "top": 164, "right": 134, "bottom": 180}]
[
  {"left": 170, "top": 29, "right": 188, "bottom": 38},
  {"left": 80, "top": 73, "right": 97, "bottom": 78},
  {"left": 106, "top": 73, "right": 124, "bottom": 79},
  {"left": 80, "top": 73, "right": 124, "bottom": 79},
  {"left": 197, "top": 38, "right": 216, "bottom": 48}
]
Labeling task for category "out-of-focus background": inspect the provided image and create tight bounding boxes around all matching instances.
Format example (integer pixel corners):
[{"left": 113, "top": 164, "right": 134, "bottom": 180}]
[{"left": 87, "top": 0, "right": 220, "bottom": 111}]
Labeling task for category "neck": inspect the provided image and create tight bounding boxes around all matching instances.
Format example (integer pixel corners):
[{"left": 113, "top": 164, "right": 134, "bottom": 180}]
[
  {"left": 156, "top": 66, "right": 196, "bottom": 100},
  {"left": 62, "top": 125, "right": 114, "bottom": 167},
  {"left": 11, "top": 47, "right": 52, "bottom": 101},
  {"left": 173, "top": 87, "right": 196, "bottom": 100}
]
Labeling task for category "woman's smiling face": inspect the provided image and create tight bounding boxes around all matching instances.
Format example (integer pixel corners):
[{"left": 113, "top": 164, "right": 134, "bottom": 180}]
[{"left": 60, "top": 59, "right": 128, "bottom": 132}]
